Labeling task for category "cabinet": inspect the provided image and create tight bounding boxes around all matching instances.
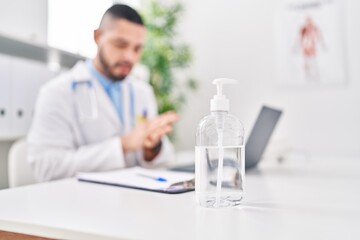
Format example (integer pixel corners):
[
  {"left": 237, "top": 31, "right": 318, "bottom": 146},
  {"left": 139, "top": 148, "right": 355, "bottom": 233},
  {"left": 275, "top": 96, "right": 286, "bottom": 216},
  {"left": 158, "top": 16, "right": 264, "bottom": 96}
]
[{"left": 0, "top": 34, "right": 84, "bottom": 140}]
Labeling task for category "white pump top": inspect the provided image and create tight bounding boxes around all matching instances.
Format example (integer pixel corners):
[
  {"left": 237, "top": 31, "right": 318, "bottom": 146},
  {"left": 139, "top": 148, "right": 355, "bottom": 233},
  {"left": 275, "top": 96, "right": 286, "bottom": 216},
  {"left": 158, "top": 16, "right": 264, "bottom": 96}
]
[{"left": 210, "top": 78, "right": 238, "bottom": 111}]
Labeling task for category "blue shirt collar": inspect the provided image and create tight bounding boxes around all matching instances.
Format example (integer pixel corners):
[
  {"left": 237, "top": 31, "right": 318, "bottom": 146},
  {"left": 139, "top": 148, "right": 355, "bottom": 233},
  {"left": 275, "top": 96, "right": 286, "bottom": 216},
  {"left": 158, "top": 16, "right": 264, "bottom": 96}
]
[{"left": 86, "top": 59, "right": 120, "bottom": 91}]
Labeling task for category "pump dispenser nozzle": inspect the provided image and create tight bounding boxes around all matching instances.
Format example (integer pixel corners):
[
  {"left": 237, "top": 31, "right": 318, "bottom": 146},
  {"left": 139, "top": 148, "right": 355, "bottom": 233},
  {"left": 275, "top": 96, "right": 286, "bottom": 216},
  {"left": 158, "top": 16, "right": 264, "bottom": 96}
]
[{"left": 211, "top": 78, "right": 238, "bottom": 112}]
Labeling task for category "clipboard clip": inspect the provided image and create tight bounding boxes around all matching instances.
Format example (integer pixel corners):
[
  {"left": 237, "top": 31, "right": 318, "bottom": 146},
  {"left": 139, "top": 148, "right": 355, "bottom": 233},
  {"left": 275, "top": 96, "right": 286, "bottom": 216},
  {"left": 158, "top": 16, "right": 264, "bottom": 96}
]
[{"left": 165, "top": 178, "right": 195, "bottom": 193}]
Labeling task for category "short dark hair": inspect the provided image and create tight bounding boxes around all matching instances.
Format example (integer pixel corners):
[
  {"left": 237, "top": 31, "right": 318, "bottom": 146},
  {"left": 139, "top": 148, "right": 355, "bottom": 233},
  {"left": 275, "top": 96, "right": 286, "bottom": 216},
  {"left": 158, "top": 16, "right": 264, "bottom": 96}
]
[{"left": 101, "top": 4, "right": 143, "bottom": 26}]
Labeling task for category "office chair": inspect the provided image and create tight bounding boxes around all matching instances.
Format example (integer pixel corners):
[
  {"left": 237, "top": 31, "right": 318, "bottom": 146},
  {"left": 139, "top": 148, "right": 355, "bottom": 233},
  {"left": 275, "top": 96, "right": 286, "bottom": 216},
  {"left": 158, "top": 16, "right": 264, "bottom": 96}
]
[{"left": 8, "top": 138, "right": 36, "bottom": 188}]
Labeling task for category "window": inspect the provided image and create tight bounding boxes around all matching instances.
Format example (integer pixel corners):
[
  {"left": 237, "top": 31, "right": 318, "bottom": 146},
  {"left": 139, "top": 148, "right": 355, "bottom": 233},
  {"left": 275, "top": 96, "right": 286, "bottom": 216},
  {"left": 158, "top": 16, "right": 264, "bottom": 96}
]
[{"left": 48, "top": 0, "right": 140, "bottom": 57}]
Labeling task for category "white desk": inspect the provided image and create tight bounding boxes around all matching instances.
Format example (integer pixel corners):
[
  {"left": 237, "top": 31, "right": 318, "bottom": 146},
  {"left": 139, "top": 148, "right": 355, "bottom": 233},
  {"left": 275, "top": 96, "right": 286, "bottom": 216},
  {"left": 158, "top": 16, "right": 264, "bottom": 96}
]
[{"left": 0, "top": 156, "right": 360, "bottom": 240}]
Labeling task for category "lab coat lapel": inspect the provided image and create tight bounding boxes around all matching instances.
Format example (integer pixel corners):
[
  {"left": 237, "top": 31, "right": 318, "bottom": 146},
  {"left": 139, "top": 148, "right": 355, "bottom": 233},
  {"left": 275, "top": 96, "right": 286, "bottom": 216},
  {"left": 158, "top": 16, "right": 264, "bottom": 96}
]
[
  {"left": 71, "top": 61, "right": 121, "bottom": 131},
  {"left": 120, "top": 80, "right": 132, "bottom": 133},
  {"left": 92, "top": 78, "right": 122, "bottom": 130}
]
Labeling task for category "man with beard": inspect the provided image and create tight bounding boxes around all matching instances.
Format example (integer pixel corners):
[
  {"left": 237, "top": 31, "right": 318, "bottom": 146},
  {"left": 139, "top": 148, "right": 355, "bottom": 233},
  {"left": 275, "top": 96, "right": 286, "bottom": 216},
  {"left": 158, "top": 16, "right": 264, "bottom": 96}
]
[{"left": 27, "top": 4, "right": 179, "bottom": 182}]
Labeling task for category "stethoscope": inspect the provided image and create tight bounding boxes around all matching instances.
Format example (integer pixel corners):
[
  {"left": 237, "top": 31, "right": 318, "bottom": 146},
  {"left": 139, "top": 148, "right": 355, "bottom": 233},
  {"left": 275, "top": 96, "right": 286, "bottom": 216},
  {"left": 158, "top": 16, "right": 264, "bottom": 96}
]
[{"left": 71, "top": 77, "right": 136, "bottom": 129}]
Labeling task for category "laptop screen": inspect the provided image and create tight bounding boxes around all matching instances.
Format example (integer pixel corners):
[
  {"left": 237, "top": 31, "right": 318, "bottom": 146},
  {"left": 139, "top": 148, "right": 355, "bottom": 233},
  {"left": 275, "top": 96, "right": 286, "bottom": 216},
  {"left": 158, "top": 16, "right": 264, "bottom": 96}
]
[{"left": 245, "top": 106, "right": 282, "bottom": 170}]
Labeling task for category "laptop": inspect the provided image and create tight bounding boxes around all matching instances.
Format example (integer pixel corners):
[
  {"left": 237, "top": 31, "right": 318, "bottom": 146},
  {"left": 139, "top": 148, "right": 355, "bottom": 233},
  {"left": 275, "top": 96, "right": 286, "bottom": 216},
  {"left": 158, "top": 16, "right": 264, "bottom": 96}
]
[{"left": 170, "top": 105, "right": 282, "bottom": 172}]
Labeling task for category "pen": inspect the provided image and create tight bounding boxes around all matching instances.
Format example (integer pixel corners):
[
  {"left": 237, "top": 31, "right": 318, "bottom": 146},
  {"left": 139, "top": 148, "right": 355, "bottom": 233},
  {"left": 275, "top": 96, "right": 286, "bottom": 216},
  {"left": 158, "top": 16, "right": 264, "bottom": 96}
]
[
  {"left": 136, "top": 109, "right": 148, "bottom": 123},
  {"left": 137, "top": 173, "right": 167, "bottom": 182},
  {"left": 142, "top": 109, "right": 147, "bottom": 119}
]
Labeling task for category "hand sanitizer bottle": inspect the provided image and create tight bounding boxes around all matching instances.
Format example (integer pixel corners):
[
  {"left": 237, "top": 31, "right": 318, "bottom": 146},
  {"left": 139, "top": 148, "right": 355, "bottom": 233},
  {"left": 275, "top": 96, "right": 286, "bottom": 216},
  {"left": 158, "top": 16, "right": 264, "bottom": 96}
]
[{"left": 195, "top": 78, "right": 245, "bottom": 208}]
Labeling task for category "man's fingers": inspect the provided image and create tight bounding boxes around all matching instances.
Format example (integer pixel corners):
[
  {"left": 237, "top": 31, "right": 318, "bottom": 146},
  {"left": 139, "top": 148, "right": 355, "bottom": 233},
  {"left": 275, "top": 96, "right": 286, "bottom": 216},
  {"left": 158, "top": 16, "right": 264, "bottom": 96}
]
[
  {"left": 160, "top": 111, "right": 179, "bottom": 123},
  {"left": 142, "top": 112, "right": 178, "bottom": 149},
  {"left": 148, "top": 125, "right": 172, "bottom": 142},
  {"left": 151, "top": 125, "right": 172, "bottom": 140},
  {"left": 147, "top": 112, "right": 179, "bottom": 131},
  {"left": 144, "top": 125, "right": 172, "bottom": 149}
]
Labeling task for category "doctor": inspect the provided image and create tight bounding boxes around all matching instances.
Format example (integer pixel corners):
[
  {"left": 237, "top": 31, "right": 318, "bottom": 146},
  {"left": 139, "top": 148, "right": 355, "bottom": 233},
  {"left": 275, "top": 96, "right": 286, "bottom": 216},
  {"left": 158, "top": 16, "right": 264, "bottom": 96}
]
[{"left": 27, "top": 4, "right": 179, "bottom": 182}]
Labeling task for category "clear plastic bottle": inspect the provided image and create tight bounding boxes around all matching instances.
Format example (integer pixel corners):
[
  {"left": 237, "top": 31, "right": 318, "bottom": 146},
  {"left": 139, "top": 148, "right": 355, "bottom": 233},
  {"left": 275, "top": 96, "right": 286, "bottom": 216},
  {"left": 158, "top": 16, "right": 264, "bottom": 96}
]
[{"left": 195, "top": 78, "right": 245, "bottom": 208}]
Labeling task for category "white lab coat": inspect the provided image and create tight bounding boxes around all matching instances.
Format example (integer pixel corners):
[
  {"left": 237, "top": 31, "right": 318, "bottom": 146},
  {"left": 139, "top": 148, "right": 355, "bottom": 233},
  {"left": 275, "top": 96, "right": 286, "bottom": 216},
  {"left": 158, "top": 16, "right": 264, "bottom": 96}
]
[{"left": 27, "top": 61, "right": 175, "bottom": 182}]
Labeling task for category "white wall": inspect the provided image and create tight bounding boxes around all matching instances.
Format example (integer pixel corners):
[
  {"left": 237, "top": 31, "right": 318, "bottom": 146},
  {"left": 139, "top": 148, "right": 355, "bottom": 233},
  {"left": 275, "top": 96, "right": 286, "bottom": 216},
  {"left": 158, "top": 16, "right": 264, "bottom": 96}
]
[
  {"left": 0, "top": 0, "right": 48, "bottom": 43},
  {"left": 175, "top": 0, "right": 360, "bottom": 159}
]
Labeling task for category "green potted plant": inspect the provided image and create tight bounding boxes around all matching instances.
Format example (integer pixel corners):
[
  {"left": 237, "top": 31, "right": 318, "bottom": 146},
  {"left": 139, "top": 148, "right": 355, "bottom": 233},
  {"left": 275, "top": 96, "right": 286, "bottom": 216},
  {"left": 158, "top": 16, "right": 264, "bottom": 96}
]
[{"left": 140, "top": 0, "right": 197, "bottom": 115}]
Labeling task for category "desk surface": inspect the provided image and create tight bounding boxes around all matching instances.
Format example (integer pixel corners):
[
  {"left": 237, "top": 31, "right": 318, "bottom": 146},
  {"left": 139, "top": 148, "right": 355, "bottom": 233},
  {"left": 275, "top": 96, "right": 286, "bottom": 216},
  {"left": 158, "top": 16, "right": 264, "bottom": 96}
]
[{"left": 0, "top": 156, "right": 360, "bottom": 240}]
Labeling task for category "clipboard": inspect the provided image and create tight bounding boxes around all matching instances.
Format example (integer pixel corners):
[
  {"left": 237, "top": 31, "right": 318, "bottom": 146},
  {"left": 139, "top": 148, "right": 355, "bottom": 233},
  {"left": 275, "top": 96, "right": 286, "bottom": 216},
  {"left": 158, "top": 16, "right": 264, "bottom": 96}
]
[{"left": 76, "top": 167, "right": 195, "bottom": 194}]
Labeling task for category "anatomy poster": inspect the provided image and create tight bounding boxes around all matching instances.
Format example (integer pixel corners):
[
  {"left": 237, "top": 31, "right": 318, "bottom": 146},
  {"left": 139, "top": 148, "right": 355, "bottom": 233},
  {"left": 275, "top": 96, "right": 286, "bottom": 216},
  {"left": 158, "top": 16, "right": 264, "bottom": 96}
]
[{"left": 277, "top": 0, "right": 346, "bottom": 85}]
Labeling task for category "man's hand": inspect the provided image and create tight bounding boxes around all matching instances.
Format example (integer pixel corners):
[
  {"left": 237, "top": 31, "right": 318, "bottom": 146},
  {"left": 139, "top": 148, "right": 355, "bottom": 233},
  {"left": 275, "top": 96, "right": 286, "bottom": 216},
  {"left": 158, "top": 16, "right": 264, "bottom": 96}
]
[{"left": 121, "top": 111, "right": 179, "bottom": 160}]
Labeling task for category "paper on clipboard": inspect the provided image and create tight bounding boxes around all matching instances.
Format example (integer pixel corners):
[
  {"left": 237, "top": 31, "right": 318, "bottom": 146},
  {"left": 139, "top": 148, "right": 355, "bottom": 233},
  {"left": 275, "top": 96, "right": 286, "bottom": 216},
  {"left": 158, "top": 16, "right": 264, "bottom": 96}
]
[{"left": 76, "top": 167, "right": 195, "bottom": 194}]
